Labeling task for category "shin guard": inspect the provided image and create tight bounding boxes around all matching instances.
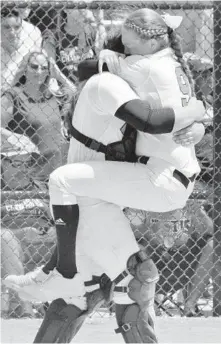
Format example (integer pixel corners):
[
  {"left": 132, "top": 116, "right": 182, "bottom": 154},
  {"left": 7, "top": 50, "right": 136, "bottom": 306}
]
[
  {"left": 114, "top": 251, "right": 159, "bottom": 343},
  {"left": 33, "top": 289, "right": 105, "bottom": 343}
]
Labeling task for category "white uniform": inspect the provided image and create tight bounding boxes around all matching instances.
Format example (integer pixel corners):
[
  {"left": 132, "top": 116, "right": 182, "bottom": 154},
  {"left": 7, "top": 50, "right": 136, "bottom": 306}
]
[
  {"left": 49, "top": 49, "right": 200, "bottom": 303},
  {"left": 119, "top": 48, "right": 200, "bottom": 177},
  {"left": 67, "top": 74, "right": 141, "bottom": 303}
]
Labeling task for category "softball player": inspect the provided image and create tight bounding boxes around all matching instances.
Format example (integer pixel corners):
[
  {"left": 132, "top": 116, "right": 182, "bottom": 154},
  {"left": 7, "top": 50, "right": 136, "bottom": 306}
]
[{"left": 5, "top": 9, "right": 206, "bottom": 343}]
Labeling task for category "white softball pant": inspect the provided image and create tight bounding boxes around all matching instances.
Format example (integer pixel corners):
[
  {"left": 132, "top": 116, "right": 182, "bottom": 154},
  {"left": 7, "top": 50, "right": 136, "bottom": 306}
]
[
  {"left": 49, "top": 159, "right": 195, "bottom": 304},
  {"left": 49, "top": 159, "right": 195, "bottom": 213}
]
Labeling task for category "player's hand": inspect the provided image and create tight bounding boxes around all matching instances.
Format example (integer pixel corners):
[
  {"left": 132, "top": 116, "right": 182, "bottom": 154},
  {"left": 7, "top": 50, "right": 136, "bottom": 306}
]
[
  {"left": 188, "top": 97, "right": 206, "bottom": 122},
  {"left": 98, "top": 49, "right": 125, "bottom": 74},
  {"left": 173, "top": 122, "right": 205, "bottom": 146}
]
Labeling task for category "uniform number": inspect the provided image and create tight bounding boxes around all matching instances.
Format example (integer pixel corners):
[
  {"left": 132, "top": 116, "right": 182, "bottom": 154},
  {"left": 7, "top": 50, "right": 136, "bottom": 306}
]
[{"left": 175, "top": 66, "right": 190, "bottom": 107}]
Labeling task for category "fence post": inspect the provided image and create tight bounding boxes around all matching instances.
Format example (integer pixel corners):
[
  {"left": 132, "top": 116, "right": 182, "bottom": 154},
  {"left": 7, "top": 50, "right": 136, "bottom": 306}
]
[{"left": 213, "top": 0, "right": 221, "bottom": 317}]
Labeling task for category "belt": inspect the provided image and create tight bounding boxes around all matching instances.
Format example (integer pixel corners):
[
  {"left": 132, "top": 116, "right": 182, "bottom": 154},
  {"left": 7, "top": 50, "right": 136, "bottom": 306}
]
[
  {"left": 173, "top": 169, "right": 197, "bottom": 189},
  {"left": 139, "top": 157, "right": 196, "bottom": 189}
]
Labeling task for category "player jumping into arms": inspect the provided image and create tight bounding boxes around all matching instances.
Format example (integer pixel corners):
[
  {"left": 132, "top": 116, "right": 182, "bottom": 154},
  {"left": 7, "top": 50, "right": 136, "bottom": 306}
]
[{"left": 5, "top": 9, "right": 206, "bottom": 343}]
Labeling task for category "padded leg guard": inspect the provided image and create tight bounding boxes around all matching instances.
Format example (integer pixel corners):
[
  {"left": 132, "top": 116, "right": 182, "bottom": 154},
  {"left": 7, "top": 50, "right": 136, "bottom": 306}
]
[
  {"left": 33, "top": 299, "right": 84, "bottom": 343},
  {"left": 114, "top": 251, "right": 159, "bottom": 343},
  {"left": 115, "top": 303, "right": 157, "bottom": 343},
  {"left": 33, "top": 289, "right": 105, "bottom": 343}
]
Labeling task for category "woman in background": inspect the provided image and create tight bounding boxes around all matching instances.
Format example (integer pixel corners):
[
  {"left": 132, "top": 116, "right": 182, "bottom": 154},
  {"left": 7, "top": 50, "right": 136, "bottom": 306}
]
[
  {"left": 1, "top": 7, "right": 42, "bottom": 94},
  {"left": 1, "top": 50, "right": 69, "bottom": 188}
]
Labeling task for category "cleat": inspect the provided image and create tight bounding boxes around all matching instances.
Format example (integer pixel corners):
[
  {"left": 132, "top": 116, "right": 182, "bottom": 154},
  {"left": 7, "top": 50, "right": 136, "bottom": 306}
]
[
  {"left": 4, "top": 267, "right": 49, "bottom": 289},
  {"left": 4, "top": 268, "right": 86, "bottom": 307}
]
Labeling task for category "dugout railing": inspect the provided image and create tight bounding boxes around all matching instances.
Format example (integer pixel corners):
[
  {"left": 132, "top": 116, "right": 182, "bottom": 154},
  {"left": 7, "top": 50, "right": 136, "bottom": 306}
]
[{"left": 1, "top": 0, "right": 220, "bottom": 318}]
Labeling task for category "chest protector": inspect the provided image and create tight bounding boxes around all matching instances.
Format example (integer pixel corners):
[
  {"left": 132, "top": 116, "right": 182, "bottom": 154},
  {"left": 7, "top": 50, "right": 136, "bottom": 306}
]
[{"left": 69, "top": 123, "right": 140, "bottom": 163}]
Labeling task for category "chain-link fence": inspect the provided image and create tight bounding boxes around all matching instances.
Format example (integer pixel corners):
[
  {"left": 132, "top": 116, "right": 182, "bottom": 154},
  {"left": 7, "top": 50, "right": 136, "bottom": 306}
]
[{"left": 1, "top": 0, "right": 220, "bottom": 322}]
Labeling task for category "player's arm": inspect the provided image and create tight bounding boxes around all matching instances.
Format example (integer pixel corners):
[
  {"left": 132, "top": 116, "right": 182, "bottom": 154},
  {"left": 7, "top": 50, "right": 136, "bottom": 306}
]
[
  {"left": 94, "top": 74, "right": 205, "bottom": 134},
  {"left": 78, "top": 59, "right": 108, "bottom": 81},
  {"left": 116, "top": 98, "right": 205, "bottom": 134},
  {"left": 80, "top": 63, "right": 205, "bottom": 133}
]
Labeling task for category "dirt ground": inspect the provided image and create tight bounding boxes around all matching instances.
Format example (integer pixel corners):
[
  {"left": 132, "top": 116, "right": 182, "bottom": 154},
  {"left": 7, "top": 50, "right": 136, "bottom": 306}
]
[{"left": 1, "top": 315, "right": 221, "bottom": 343}]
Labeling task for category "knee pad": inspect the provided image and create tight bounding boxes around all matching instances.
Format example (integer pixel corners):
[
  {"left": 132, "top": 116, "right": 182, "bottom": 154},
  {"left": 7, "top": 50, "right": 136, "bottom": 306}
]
[
  {"left": 33, "top": 298, "right": 84, "bottom": 343},
  {"left": 33, "top": 289, "right": 106, "bottom": 343},
  {"left": 114, "top": 251, "right": 159, "bottom": 343},
  {"left": 115, "top": 303, "right": 158, "bottom": 343},
  {"left": 127, "top": 251, "right": 159, "bottom": 308}
]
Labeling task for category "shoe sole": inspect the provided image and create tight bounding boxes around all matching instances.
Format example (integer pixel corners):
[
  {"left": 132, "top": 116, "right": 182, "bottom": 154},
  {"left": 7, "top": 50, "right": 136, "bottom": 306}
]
[{"left": 3, "top": 280, "right": 48, "bottom": 303}]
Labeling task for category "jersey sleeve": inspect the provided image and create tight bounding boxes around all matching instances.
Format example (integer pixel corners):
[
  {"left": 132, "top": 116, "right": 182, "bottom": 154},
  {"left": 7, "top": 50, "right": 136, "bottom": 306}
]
[
  {"left": 94, "top": 73, "right": 139, "bottom": 116},
  {"left": 118, "top": 55, "right": 151, "bottom": 90}
]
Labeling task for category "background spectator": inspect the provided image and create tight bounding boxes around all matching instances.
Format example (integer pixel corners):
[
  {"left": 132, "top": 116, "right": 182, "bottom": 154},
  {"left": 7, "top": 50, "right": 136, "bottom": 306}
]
[
  {"left": 1, "top": 7, "right": 42, "bottom": 94},
  {"left": 126, "top": 203, "right": 213, "bottom": 317},
  {"left": 42, "top": 8, "right": 106, "bottom": 84},
  {"left": 1, "top": 50, "right": 69, "bottom": 189}
]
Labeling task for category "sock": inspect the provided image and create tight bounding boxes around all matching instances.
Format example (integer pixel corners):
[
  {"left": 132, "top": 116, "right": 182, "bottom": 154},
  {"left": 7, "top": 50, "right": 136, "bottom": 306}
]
[
  {"left": 52, "top": 204, "right": 79, "bottom": 279},
  {"left": 42, "top": 247, "right": 57, "bottom": 274}
]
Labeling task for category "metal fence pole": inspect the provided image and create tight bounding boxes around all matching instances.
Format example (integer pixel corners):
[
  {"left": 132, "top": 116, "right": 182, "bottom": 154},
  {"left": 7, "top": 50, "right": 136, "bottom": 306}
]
[{"left": 213, "top": 0, "right": 221, "bottom": 317}]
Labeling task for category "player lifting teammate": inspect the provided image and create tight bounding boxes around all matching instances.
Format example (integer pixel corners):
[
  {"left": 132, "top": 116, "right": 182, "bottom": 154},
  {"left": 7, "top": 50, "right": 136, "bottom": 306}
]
[{"left": 5, "top": 9, "right": 206, "bottom": 343}]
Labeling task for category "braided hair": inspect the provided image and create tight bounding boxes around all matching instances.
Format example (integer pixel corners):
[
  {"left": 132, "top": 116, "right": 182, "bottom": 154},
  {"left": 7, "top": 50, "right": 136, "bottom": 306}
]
[
  {"left": 124, "top": 19, "right": 168, "bottom": 40},
  {"left": 168, "top": 29, "right": 195, "bottom": 96},
  {"left": 124, "top": 9, "right": 169, "bottom": 44},
  {"left": 124, "top": 9, "right": 196, "bottom": 98}
]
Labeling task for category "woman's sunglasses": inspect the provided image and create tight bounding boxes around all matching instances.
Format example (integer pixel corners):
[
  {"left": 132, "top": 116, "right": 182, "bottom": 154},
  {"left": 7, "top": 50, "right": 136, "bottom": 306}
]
[
  {"left": 28, "top": 63, "right": 49, "bottom": 71},
  {"left": 1, "top": 8, "right": 20, "bottom": 18}
]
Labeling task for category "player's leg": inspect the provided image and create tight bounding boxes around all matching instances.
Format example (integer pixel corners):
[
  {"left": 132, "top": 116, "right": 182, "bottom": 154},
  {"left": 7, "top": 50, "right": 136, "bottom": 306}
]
[
  {"left": 77, "top": 202, "right": 159, "bottom": 343},
  {"left": 49, "top": 160, "right": 193, "bottom": 213},
  {"left": 5, "top": 159, "right": 190, "bottom": 294},
  {"left": 5, "top": 160, "right": 153, "bottom": 294},
  {"left": 33, "top": 289, "right": 105, "bottom": 343},
  {"left": 32, "top": 200, "right": 136, "bottom": 343},
  {"left": 112, "top": 251, "right": 159, "bottom": 343},
  {"left": 4, "top": 197, "right": 84, "bottom": 301},
  {"left": 33, "top": 200, "right": 159, "bottom": 343}
]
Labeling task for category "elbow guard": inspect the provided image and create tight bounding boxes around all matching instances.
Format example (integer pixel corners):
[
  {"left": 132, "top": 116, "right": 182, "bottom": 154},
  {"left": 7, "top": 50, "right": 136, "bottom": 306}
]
[
  {"left": 115, "top": 100, "right": 150, "bottom": 132},
  {"left": 145, "top": 108, "right": 175, "bottom": 134},
  {"left": 115, "top": 100, "right": 175, "bottom": 134}
]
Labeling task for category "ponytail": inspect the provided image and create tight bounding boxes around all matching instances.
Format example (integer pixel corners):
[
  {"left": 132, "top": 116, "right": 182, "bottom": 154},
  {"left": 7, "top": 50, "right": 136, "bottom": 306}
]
[{"left": 168, "top": 30, "right": 195, "bottom": 97}]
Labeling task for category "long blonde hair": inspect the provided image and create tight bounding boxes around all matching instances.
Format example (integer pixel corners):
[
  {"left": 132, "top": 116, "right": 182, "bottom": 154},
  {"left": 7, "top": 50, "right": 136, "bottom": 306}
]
[
  {"left": 124, "top": 9, "right": 195, "bottom": 95},
  {"left": 21, "top": 50, "right": 52, "bottom": 99}
]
